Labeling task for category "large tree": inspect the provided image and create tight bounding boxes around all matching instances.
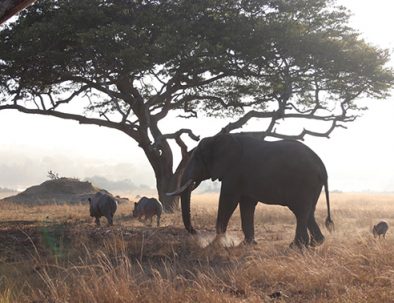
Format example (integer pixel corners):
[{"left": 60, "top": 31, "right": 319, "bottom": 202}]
[{"left": 1, "top": 0, "right": 393, "bottom": 210}]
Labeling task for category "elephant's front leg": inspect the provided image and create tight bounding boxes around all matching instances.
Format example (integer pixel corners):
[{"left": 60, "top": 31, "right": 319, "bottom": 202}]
[
  {"left": 239, "top": 199, "right": 258, "bottom": 244},
  {"left": 216, "top": 184, "right": 239, "bottom": 236}
]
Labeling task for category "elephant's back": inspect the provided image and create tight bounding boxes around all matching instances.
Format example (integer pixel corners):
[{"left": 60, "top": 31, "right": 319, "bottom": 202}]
[
  {"left": 240, "top": 138, "right": 328, "bottom": 184},
  {"left": 269, "top": 140, "right": 326, "bottom": 171}
]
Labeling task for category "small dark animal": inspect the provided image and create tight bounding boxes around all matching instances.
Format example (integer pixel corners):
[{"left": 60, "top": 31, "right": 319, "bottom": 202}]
[
  {"left": 372, "top": 220, "right": 389, "bottom": 238},
  {"left": 133, "top": 197, "right": 163, "bottom": 227},
  {"left": 88, "top": 191, "right": 118, "bottom": 226}
]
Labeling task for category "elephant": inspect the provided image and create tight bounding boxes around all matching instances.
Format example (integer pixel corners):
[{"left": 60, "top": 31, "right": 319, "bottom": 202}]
[{"left": 168, "top": 133, "right": 334, "bottom": 247}]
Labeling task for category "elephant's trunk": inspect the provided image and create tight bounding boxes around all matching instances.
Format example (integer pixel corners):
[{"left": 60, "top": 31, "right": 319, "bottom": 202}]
[
  {"left": 167, "top": 155, "right": 202, "bottom": 234},
  {"left": 181, "top": 189, "right": 196, "bottom": 234}
]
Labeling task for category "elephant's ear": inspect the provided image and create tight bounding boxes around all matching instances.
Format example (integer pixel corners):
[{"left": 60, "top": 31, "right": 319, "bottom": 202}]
[{"left": 209, "top": 134, "right": 242, "bottom": 181}]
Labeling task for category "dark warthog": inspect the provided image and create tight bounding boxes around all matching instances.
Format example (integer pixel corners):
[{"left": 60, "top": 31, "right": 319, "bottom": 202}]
[
  {"left": 372, "top": 220, "right": 389, "bottom": 238},
  {"left": 133, "top": 197, "right": 163, "bottom": 227},
  {"left": 88, "top": 191, "right": 118, "bottom": 226}
]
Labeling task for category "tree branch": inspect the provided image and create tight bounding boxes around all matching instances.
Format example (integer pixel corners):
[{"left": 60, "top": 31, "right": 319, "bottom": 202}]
[
  {"left": 175, "top": 136, "right": 189, "bottom": 159},
  {"left": 62, "top": 76, "right": 124, "bottom": 101},
  {"left": 0, "top": 104, "right": 140, "bottom": 139},
  {"left": 48, "top": 85, "right": 91, "bottom": 110},
  {"left": 240, "top": 118, "right": 348, "bottom": 141},
  {"left": 219, "top": 110, "right": 277, "bottom": 134},
  {"left": 155, "top": 129, "right": 200, "bottom": 144}
]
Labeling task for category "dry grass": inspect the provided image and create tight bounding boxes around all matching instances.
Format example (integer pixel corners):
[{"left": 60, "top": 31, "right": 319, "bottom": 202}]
[{"left": 0, "top": 192, "right": 393, "bottom": 302}]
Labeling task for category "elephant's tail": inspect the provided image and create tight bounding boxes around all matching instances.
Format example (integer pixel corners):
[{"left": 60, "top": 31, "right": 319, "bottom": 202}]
[{"left": 324, "top": 179, "right": 335, "bottom": 233}]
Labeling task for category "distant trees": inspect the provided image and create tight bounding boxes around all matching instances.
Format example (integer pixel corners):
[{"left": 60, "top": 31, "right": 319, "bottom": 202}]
[
  {"left": 1, "top": 0, "right": 393, "bottom": 210},
  {"left": 47, "top": 170, "right": 60, "bottom": 180},
  {"left": 0, "top": 186, "right": 17, "bottom": 193}
]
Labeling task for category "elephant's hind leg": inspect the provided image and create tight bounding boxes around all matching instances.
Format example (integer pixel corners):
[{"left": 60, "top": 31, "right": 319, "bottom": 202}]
[
  {"left": 307, "top": 213, "right": 325, "bottom": 246},
  {"left": 239, "top": 198, "right": 258, "bottom": 244},
  {"left": 290, "top": 208, "right": 310, "bottom": 248}
]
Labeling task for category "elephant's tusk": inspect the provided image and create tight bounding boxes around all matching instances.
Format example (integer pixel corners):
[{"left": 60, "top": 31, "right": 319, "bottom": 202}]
[{"left": 166, "top": 179, "right": 194, "bottom": 196}]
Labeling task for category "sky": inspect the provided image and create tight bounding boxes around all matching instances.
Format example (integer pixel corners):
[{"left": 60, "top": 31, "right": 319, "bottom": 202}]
[{"left": 1, "top": 0, "right": 394, "bottom": 193}]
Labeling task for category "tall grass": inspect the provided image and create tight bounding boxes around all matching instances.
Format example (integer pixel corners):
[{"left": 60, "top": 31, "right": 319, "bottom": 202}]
[{"left": 0, "top": 193, "right": 393, "bottom": 302}]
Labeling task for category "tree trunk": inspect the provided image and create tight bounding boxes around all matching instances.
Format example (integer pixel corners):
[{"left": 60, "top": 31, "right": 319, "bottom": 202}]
[
  {"left": 151, "top": 151, "right": 191, "bottom": 212},
  {"left": 141, "top": 148, "right": 185, "bottom": 212},
  {"left": 159, "top": 148, "right": 193, "bottom": 212},
  {"left": 157, "top": 172, "right": 180, "bottom": 212},
  {"left": 139, "top": 129, "right": 193, "bottom": 212}
]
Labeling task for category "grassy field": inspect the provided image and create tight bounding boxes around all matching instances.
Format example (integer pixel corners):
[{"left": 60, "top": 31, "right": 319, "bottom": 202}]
[{"left": 0, "top": 192, "right": 393, "bottom": 302}]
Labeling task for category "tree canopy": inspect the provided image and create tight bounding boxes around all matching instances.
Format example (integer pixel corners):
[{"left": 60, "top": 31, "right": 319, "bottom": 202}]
[
  {"left": 1, "top": 0, "right": 393, "bottom": 209},
  {"left": 0, "top": 0, "right": 37, "bottom": 24}
]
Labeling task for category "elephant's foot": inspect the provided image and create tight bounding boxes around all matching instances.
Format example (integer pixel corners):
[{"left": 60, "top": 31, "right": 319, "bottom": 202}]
[
  {"left": 187, "top": 227, "right": 197, "bottom": 235},
  {"left": 310, "top": 235, "right": 325, "bottom": 247},
  {"left": 209, "top": 234, "right": 237, "bottom": 248},
  {"left": 289, "top": 240, "right": 309, "bottom": 250},
  {"left": 212, "top": 233, "right": 226, "bottom": 243},
  {"left": 241, "top": 238, "right": 258, "bottom": 245}
]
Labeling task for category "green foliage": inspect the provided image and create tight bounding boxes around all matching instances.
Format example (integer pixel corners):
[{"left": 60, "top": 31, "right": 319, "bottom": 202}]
[{"left": 1, "top": 0, "right": 392, "bottom": 120}]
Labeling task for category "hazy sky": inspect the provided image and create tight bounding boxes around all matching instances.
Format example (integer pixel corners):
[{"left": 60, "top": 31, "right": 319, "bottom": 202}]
[{"left": 1, "top": 0, "right": 394, "bottom": 192}]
